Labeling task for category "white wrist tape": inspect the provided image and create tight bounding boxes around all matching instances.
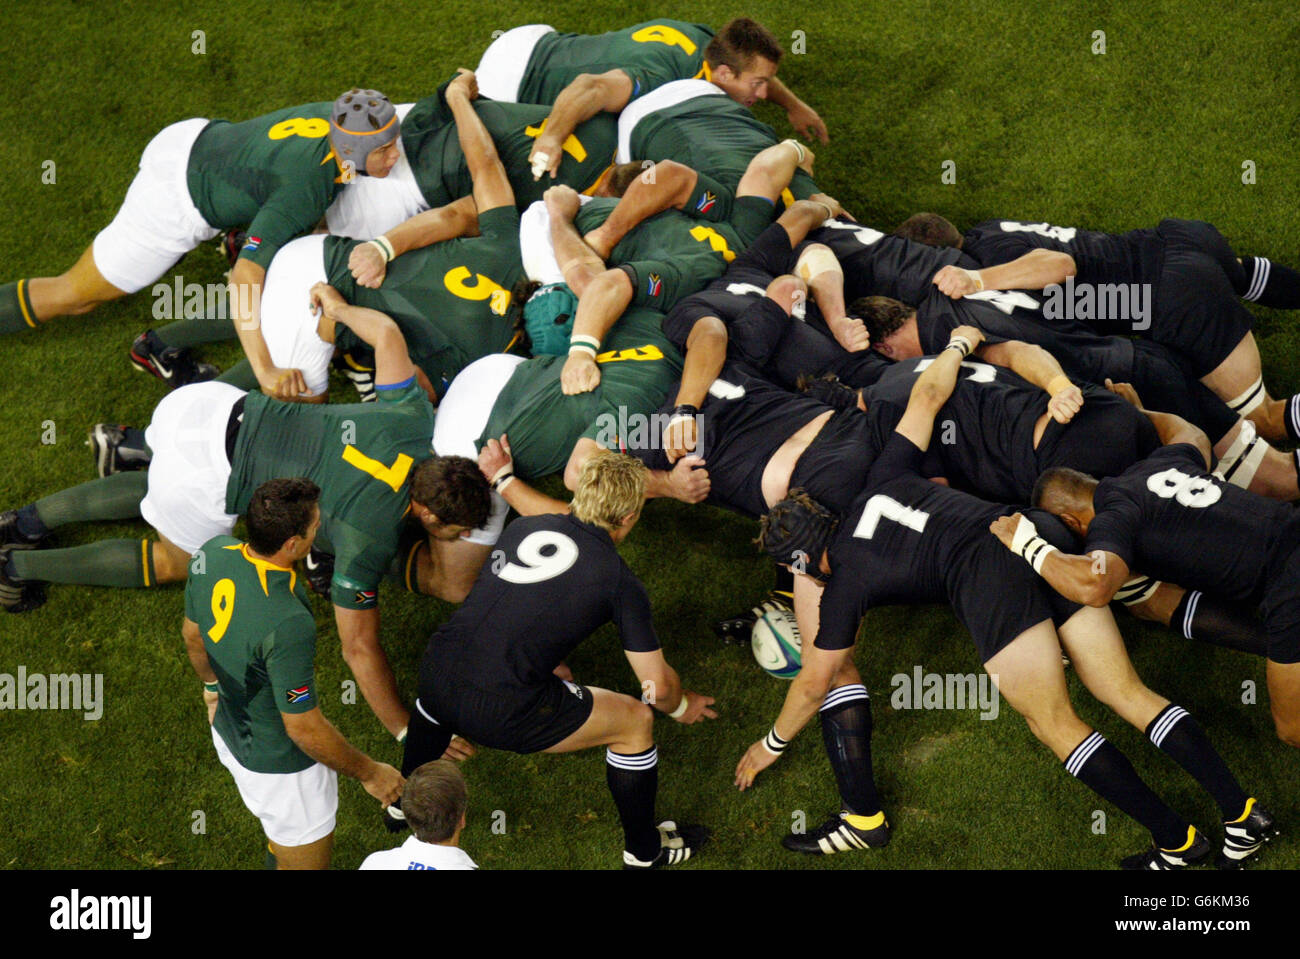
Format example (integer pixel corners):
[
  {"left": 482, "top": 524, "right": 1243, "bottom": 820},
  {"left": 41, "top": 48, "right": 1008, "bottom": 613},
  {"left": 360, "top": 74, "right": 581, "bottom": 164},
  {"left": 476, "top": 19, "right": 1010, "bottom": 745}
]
[
  {"left": 762, "top": 726, "right": 789, "bottom": 756},
  {"left": 367, "top": 236, "right": 395, "bottom": 262},
  {"left": 669, "top": 694, "right": 690, "bottom": 719},
  {"left": 530, "top": 152, "right": 550, "bottom": 179},
  {"left": 946, "top": 335, "right": 974, "bottom": 358},
  {"left": 395, "top": 726, "right": 407, "bottom": 743},
  {"left": 782, "top": 138, "right": 806, "bottom": 164},
  {"left": 1010, "top": 516, "right": 1057, "bottom": 574}
]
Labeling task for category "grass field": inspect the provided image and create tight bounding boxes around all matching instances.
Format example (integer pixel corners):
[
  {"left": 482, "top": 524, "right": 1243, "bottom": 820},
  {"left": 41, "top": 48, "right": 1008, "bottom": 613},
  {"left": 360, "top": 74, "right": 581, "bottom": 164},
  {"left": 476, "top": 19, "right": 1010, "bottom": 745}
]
[{"left": 1, "top": 0, "right": 1299, "bottom": 871}]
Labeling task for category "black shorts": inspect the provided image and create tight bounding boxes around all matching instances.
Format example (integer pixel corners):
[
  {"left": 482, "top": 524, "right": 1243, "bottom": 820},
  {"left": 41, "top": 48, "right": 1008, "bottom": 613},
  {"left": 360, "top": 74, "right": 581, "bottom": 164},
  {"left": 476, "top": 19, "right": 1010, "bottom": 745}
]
[
  {"left": 789, "top": 408, "right": 879, "bottom": 516},
  {"left": 1153, "top": 219, "right": 1254, "bottom": 376},
  {"left": 1036, "top": 386, "right": 1160, "bottom": 482},
  {"left": 1260, "top": 542, "right": 1300, "bottom": 664},
  {"left": 1128, "top": 341, "right": 1239, "bottom": 443},
  {"left": 947, "top": 510, "right": 1082, "bottom": 662},
  {"left": 420, "top": 674, "right": 595, "bottom": 755}
]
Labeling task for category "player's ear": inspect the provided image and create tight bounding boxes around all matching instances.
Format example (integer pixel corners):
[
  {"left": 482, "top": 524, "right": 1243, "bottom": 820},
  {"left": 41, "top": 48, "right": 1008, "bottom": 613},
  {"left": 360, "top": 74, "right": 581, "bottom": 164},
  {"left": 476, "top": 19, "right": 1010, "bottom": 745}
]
[
  {"left": 1059, "top": 511, "right": 1085, "bottom": 536},
  {"left": 872, "top": 339, "right": 893, "bottom": 359}
]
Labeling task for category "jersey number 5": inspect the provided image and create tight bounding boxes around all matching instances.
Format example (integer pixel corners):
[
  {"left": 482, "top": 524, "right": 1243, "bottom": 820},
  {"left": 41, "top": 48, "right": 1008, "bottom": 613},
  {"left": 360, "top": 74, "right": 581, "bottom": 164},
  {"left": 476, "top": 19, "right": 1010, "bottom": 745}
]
[
  {"left": 495, "top": 531, "right": 580, "bottom": 584},
  {"left": 853, "top": 494, "right": 930, "bottom": 540}
]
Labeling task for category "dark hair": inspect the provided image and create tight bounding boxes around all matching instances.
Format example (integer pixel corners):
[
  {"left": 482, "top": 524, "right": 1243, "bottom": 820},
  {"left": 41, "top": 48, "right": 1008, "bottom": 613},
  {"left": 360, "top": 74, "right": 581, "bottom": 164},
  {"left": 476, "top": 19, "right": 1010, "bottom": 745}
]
[
  {"left": 797, "top": 372, "right": 860, "bottom": 412},
  {"left": 756, "top": 488, "right": 838, "bottom": 581},
  {"left": 605, "top": 161, "right": 647, "bottom": 198},
  {"left": 246, "top": 478, "right": 320, "bottom": 556},
  {"left": 1031, "top": 467, "right": 1098, "bottom": 513},
  {"left": 403, "top": 760, "right": 468, "bottom": 844},
  {"left": 894, "top": 213, "right": 963, "bottom": 249},
  {"left": 410, "top": 456, "right": 491, "bottom": 529},
  {"left": 851, "top": 295, "right": 915, "bottom": 343},
  {"left": 705, "top": 18, "right": 783, "bottom": 73}
]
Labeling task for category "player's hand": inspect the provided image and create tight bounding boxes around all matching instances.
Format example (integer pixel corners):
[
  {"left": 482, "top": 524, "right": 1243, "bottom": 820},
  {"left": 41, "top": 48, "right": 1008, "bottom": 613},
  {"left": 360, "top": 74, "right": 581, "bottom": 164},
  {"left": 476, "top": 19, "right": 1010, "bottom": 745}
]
[
  {"left": 530, "top": 132, "right": 565, "bottom": 180},
  {"left": 543, "top": 184, "right": 582, "bottom": 221},
  {"left": 786, "top": 100, "right": 829, "bottom": 144},
  {"left": 363, "top": 761, "right": 405, "bottom": 807},
  {"left": 808, "top": 192, "right": 844, "bottom": 220},
  {"left": 663, "top": 413, "right": 699, "bottom": 464},
  {"left": 309, "top": 281, "right": 348, "bottom": 319},
  {"left": 830, "top": 315, "right": 871, "bottom": 353},
  {"left": 672, "top": 690, "right": 718, "bottom": 724},
  {"left": 203, "top": 688, "right": 219, "bottom": 726},
  {"left": 348, "top": 241, "right": 388, "bottom": 289},
  {"left": 561, "top": 352, "right": 601, "bottom": 395},
  {"left": 666, "top": 454, "right": 710, "bottom": 503},
  {"left": 446, "top": 68, "right": 479, "bottom": 102},
  {"left": 478, "top": 433, "right": 514, "bottom": 484},
  {"left": 735, "top": 739, "right": 781, "bottom": 790},
  {"left": 260, "top": 366, "right": 309, "bottom": 401},
  {"left": 933, "top": 265, "right": 983, "bottom": 299},
  {"left": 949, "top": 325, "right": 985, "bottom": 350},
  {"left": 1048, "top": 383, "right": 1084, "bottom": 424},
  {"left": 989, "top": 513, "right": 1024, "bottom": 551},
  {"left": 1104, "top": 378, "right": 1143, "bottom": 408},
  {"left": 440, "top": 735, "right": 477, "bottom": 762},
  {"left": 553, "top": 662, "right": 574, "bottom": 682}
]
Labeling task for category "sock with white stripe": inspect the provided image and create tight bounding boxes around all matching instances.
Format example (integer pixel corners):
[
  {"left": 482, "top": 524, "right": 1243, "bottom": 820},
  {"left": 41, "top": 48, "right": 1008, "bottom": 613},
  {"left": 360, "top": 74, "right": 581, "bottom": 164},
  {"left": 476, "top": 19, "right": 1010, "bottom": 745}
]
[
  {"left": 1065, "top": 731, "right": 1187, "bottom": 849},
  {"left": 819, "top": 684, "right": 882, "bottom": 817},
  {"left": 1238, "top": 256, "right": 1300, "bottom": 308},
  {"left": 606, "top": 746, "right": 660, "bottom": 863},
  {"left": 1286, "top": 399, "right": 1300, "bottom": 444},
  {"left": 1145, "top": 704, "right": 1248, "bottom": 820},
  {"left": 1169, "top": 589, "right": 1269, "bottom": 656}
]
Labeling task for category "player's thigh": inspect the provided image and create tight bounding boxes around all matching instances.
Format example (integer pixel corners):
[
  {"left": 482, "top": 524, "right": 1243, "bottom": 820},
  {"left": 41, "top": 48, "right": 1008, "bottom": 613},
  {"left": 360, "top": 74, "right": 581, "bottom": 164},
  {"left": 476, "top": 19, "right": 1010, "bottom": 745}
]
[
  {"left": 152, "top": 533, "right": 195, "bottom": 583},
  {"left": 542, "top": 686, "right": 653, "bottom": 755},
  {"left": 271, "top": 832, "right": 334, "bottom": 870},
  {"left": 1201, "top": 331, "right": 1265, "bottom": 398},
  {"left": 1266, "top": 660, "right": 1300, "bottom": 746},
  {"left": 1057, "top": 604, "right": 1167, "bottom": 729},
  {"left": 984, "top": 619, "right": 1087, "bottom": 759}
]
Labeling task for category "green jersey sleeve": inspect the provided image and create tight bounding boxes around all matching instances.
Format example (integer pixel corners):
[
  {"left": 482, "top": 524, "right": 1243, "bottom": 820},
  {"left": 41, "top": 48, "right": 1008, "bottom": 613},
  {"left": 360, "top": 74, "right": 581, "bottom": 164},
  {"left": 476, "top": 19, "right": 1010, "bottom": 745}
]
[{"left": 266, "top": 618, "right": 319, "bottom": 715}]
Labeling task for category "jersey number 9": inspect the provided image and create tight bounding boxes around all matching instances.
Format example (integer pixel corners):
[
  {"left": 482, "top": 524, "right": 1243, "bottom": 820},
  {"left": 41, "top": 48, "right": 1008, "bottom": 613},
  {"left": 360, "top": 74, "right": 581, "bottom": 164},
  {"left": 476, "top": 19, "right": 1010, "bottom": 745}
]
[
  {"left": 495, "top": 531, "right": 580, "bottom": 584},
  {"left": 209, "top": 578, "right": 236, "bottom": 642}
]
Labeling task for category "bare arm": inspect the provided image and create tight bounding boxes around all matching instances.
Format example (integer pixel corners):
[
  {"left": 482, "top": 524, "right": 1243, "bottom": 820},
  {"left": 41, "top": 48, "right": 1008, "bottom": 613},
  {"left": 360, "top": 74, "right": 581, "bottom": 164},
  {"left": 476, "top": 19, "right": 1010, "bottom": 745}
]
[
  {"left": 977, "top": 339, "right": 1083, "bottom": 424},
  {"left": 1105, "top": 379, "right": 1213, "bottom": 465},
  {"left": 584, "top": 160, "right": 699, "bottom": 258},
  {"left": 764, "top": 76, "right": 830, "bottom": 143},
  {"left": 282, "top": 706, "right": 403, "bottom": 804},
  {"left": 446, "top": 68, "right": 514, "bottom": 213},
  {"left": 894, "top": 327, "right": 984, "bottom": 451},
  {"left": 990, "top": 513, "right": 1131, "bottom": 607},
  {"left": 736, "top": 139, "right": 811, "bottom": 203},
  {"left": 933, "top": 249, "right": 1076, "bottom": 298},
  {"left": 231, "top": 258, "right": 307, "bottom": 401},
  {"left": 333, "top": 604, "right": 409, "bottom": 737},
  {"left": 182, "top": 617, "right": 216, "bottom": 684},
  {"left": 311, "top": 283, "right": 416, "bottom": 388},
  {"left": 530, "top": 70, "right": 635, "bottom": 179}
]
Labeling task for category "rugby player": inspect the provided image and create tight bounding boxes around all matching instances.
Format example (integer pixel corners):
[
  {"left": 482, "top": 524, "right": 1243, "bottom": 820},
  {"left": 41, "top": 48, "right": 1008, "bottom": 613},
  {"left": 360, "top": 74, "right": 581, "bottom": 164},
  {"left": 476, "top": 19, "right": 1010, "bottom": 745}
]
[
  {"left": 1, "top": 286, "right": 492, "bottom": 741},
  {"left": 735, "top": 326, "right": 1272, "bottom": 869},
  {"left": 474, "top": 19, "right": 827, "bottom": 180},
  {"left": 360, "top": 761, "right": 477, "bottom": 870},
  {"left": 1013, "top": 413, "right": 1300, "bottom": 762},
  {"left": 183, "top": 478, "right": 404, "bottom": 869},
  {"left": 901, "top": 213, "right": 1300, "bottom": 446},
  {"left": 0, "top": 90, "right": 401, "bottom": 394},
  {"left": 395, "top": 449, "right": 716, "bottom": 868}
]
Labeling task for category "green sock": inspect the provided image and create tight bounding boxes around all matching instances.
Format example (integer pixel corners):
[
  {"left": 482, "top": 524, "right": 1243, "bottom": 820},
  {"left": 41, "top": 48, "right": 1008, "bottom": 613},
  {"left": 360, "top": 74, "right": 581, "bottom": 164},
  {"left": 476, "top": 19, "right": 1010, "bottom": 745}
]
[
  {"left": 10, "top": 538, "right": 157, "bottom": 588},
  {"left": 264, "top": 847, "right": 278, "bottom": 870},
  {"left": 34, "top": 471, "right": 148, "bottom": 529},
  {"left": 0, "top": 280, "right": 38, "bottom": 334},
  {"left": 154, "top": 315, "right": 235, "bottom": 350},
  {"left": 217, "top": 357, "right": 259, "bottom": 392}
]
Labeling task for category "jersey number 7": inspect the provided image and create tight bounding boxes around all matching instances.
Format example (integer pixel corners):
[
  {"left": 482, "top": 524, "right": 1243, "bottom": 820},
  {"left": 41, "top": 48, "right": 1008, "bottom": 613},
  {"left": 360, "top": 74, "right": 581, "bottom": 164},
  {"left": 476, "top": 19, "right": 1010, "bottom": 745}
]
[{"left": 853, "top": 494, "right": 930, "bottom": 540}]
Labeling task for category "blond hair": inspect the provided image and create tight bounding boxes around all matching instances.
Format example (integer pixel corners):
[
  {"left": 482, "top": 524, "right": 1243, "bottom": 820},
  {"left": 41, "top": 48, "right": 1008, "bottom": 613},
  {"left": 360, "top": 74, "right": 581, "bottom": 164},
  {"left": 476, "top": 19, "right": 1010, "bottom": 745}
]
[{"left": 571, "top": 449, "right": 646, "bottom": 531}]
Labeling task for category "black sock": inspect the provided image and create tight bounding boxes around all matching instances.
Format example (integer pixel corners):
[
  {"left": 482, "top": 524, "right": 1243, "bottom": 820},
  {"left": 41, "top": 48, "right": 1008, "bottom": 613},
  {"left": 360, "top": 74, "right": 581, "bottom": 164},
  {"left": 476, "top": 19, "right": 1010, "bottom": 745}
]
[
  {"left": 1170, "top": 590, "right": 1269, "bottom": 656},
  {"left": 820, "top": 684, "right": 882, "bottom": 816},
  {"left": 1146, "top": 704, "right": 1249, "bottom": 821},
  {"left": 606, "top": 746, "right": 659, "bottom": 862},
  {"left": 399, "top": 699, "right": 453, "bottom": 776},
  {"left": 1239, "top": 256, "right": 1300, "bottom": 308},
  {"left": 772, "top": 562, "right": 794, "bottom": 599},
  {"left": 1065, "top": 732, "right": 1187, "bottom": 849}
]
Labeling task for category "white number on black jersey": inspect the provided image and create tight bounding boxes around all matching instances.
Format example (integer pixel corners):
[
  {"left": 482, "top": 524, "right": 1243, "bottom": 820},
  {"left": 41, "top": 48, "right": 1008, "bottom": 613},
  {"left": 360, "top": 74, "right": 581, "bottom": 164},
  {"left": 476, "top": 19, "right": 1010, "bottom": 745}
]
[
  {"left": 725, "top": 282, "right": 767, "bottom": 298},
  {"left": 999, "top": 220, "right": 1078, "bottom": 243},
  {"left": 821, "top": 219, "right": 885, "bottom": 247},
  {"left": 496, "top": 531, "right": 580, "bottom": 584},
  {"left": 1146, "top": 468, "right": 1222, "bottom": 509},
  {"left": 965, "top": 289, "right": 1041, "bottom": 314},
  {"left": 853, "top": 494, "right": 931, "bottom": 540},
  {"left": 912, "top": 358, "right": 998, "bottom": 383}
]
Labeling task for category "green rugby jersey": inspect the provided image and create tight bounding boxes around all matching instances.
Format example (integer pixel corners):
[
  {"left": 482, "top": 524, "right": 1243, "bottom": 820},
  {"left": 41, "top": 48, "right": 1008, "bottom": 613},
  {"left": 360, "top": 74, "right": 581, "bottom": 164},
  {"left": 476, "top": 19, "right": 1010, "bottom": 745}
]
[
  {"left": 186, "top": 535, "right": 317, "bottom": 774},
  {"left": 574, "top": 196, "right": 767, "bottom": 309},
  {"left": 324, "top": 206, "right": 524, "bottom": 391},
  {"left": 628, "top": 91, "right": 820, "bottom": 204},
  {"left": 519, "top": 21, "right": 715, "bottom": 106},
  {"left": 226, "top": 382, "right": 436, "bottom": 610},
  {"left": 477, "top": 307, "right": 683, "bottom": 478},
  {"left": 186, "top": 103, "right": 347, "bottom": 270},
  {"left": 401, "top": 93, "right": 618, "bottom": 209}
]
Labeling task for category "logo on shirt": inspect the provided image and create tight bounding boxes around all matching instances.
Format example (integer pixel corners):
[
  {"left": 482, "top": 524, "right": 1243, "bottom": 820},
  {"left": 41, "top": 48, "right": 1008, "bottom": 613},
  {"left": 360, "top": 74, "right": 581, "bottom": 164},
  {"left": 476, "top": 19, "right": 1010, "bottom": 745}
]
[
  {"left": 695, "top": 191, "right": 717, "bottom": 215},
  {"left": 563, "top": 680, "right": 584, "bottom": 701},
  {"left": 244, "top": 236, "right": 262, "bottom": 253},
  {"left": 354, "top": 589, "right": 378, "bottom": 608},
  {"left": 646, "top": 273, "right": 662, "bottom": 298},
  {"left": 286, "top": 686, "right": 311, "bottom": 704}
]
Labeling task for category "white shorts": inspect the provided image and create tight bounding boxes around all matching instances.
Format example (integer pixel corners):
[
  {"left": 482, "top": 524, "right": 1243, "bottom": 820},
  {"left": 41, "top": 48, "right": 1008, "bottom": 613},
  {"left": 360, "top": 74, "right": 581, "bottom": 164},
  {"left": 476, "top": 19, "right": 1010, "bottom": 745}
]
[
  {"left": 324, "top": 104, "right": 427, "bottom": 239},
  {"left": 259, "top": 234, "right": 335, "bottom": 397},
  {"left": 475, "top": 24, "right": 556, "bottom": 102},
  {"left": 616, "top": 78, "right": 724, "bottom": 163},
  {"left": 140, "top": 381, "right": 245, "bottom": 555},
  {"left": 212, "top": 727, "right": 338, "bottom": 848},
  {"left": 434, "top": 353, "right": 525, "bottom": 546},
  {"left": 92, "top": 117, "right": 220, "bottom": 294},
  {"left": 518, "top": 194, "right": 594, "bottom": 284}
]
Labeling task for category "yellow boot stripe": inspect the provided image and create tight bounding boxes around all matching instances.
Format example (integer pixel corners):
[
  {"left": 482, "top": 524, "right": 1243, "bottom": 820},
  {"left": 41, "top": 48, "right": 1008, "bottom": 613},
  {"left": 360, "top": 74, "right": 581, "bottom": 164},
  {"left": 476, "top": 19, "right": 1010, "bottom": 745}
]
[
  {"left": 843, "top": 811, "right": 886, "bottom": 831},
  {"left": 1229, "top": 797, "right": 1256, "bottom": 824},
  {"left": 1162, "top": 825, "right": 1197, "bottom": 853}
]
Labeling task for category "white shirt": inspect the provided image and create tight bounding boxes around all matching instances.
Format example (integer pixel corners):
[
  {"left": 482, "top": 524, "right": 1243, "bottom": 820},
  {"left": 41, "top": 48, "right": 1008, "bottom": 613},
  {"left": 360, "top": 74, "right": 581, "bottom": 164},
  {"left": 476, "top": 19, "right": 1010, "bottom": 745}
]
[{"left": 359, "top": 835, "right": 478, "bottom": 871}]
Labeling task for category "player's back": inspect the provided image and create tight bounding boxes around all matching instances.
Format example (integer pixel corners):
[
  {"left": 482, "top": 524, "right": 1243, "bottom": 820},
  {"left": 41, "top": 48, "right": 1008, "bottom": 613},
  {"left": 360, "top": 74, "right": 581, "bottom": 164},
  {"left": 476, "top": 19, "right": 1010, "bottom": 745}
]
[
  {"left": 963, "top": 219, "right": 1163, "bottom": 292},
  {"left": 427, "top": 513, "right": 640, "bottom": 689},
  {"left": 807, "top": 219, "right": 974, "bottom": 305},
  {"left": 519, "top": 20, "right": 714, "bottom": 105}
]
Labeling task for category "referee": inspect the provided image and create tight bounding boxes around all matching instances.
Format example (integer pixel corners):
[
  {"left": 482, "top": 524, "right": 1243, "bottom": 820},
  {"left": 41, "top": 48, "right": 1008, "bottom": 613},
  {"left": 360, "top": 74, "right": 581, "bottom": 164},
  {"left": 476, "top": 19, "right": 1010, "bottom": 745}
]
[{"left": 182, "top": 478, "right": 403, "bottom": 869}]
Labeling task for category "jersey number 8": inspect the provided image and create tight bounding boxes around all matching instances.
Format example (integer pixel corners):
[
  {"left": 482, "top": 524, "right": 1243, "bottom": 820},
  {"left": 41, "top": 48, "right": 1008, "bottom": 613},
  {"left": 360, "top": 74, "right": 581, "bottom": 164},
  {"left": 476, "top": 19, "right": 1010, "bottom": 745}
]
[
  {"left": 1146, "top": 467, "right": 1222, "bottom": 508},
  {"left": 494, "top": 531, "right": 580, "bottom": 584}
]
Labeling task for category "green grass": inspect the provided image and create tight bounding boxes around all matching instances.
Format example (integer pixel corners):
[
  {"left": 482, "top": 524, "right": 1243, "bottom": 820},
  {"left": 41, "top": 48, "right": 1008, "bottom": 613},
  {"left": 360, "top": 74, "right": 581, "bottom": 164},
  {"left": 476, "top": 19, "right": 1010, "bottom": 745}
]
[{"left": 1, "top": 0, "right": 1298, "bottom": 870}]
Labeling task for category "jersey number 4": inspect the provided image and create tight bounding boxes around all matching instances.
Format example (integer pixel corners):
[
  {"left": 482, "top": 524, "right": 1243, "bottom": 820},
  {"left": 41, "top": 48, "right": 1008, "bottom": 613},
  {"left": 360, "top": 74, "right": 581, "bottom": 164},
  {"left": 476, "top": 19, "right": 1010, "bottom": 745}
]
[
  {"left": 494, "top": 531, "right": 580, "bottom": 584},
  {"left": 853, "top": 494, "right": 930, "bottom": 540}
]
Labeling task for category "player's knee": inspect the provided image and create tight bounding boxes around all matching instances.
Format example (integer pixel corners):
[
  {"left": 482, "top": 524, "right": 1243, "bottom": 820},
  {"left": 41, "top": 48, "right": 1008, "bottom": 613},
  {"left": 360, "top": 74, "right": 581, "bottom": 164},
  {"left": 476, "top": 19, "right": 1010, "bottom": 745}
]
[
  {"left": 765, "top": 274, "right": 807, "bottom": 314},
  {"left": 625, "top": 700, "right": 655, "bottom": 748},
  {"left": 1272, "top": 713, "right": 1300, "bottom": 749}
]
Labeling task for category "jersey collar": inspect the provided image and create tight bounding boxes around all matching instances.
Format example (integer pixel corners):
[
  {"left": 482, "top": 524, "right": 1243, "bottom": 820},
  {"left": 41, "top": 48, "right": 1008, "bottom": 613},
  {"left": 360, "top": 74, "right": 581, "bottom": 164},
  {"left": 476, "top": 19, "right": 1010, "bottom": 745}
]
[{"left": 224, "top": 543, "right": 298, "bottom": 596}]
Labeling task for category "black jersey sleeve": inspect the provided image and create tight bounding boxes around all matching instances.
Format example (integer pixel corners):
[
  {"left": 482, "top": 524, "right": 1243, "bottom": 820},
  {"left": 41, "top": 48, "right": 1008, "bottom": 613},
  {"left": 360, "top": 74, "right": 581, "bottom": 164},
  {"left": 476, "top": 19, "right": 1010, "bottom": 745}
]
[
  {"left": 728, "top": 296, "right": 791, "bottom": 370},
  {"left": 612, "top": 565, "right": 662, "bottom": 653},
  {"left": 732, "top": 218, "right": 798, "bottom": 276},
  {"left": 815, "top": 577, "right": 867, "bottom": 651},
  {"left": 1083, "top": 487, "right": 1143, "bottom": 567},
  {"left": 864, "top": 430, "right": 927, "bottom": 488}
]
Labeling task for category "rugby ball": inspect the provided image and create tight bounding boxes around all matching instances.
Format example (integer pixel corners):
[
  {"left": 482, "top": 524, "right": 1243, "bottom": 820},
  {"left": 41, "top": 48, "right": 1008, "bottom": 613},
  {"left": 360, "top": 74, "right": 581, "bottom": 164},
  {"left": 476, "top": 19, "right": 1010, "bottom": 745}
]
[{"left": 752, "top": 607, "right": 802, "bottom": 679}]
